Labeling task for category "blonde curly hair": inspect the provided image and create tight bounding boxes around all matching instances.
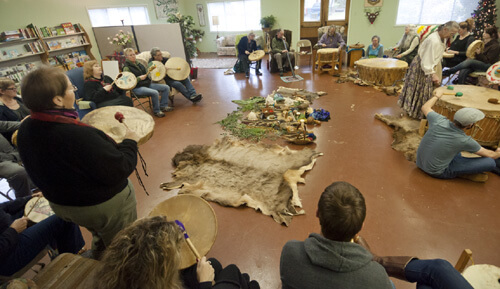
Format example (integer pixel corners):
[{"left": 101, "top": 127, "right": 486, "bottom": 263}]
[{"left": 94, "top": 216, "right": 184, "bottom": 289}]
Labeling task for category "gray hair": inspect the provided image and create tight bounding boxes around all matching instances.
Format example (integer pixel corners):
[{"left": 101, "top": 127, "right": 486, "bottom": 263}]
[
  {"left": 150, "top": 47, "right": 161, "bottom": 58},
  {"left": 248, "top": 32, "right": 255, "bottom": 37},
  {"left": 440, "top": 21, "right": 459, "bottom": 31},
  {"left": 124, "top": 48, "right": 135, "bottom": 56},
  {"left": 329, "top": 26, "right": 336, "bottom": 32},
  {"left": 372, "top": 35, "right": 380, "bottom": 42}
]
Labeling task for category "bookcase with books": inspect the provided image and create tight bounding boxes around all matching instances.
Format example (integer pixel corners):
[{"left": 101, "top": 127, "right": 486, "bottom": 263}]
[{"left": 0, "top": 22, "right": 95, "bottom": 87}]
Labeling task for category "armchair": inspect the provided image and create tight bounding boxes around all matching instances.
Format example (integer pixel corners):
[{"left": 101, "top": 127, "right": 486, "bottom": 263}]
[
  {"left": 66, "top": 67, "right": 96, "bottom": 119},
  {"left": 267, "top": 29, "right": 295, "bottom": 73}
]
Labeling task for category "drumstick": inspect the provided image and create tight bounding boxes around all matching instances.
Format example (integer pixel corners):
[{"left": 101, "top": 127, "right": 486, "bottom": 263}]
[
  {"left": 109, "top": 73, "right": 123, "bottom": 87},
  {"left": 443, "top": 91, "right": 463, "bottom": 97},
  {"left": 175, "top": 220, "right": 201, "bottom": 260},
  {"left": 24, "top": 196, "right": 42, "bottom": 217},
  {"left": 114, "top": 111, "right": 130, "bottom": 130},
  {"left": 166, "top": 67, "right": 181, "bottom": 70}
]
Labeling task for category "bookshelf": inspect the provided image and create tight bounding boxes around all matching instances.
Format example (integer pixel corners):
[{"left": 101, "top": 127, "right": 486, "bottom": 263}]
[{"left": 0, "top": 22, "right": 96, "bottom": 86}]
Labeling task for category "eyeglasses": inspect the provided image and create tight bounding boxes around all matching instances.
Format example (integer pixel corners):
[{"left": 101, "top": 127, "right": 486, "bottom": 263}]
[
  {"left": 72, "top": 85, "right": 78, "bottom": 92},
  {"left": 4, "top": 87, "right": 16, "bottom": 91}
]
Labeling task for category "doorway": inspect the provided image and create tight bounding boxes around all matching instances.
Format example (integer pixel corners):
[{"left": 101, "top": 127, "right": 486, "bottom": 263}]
[{"left": 300, "top": 0, "right": 350, "bottom": 45}]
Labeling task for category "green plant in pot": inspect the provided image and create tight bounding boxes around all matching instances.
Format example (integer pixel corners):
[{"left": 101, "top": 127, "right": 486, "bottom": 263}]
[{"left": 260, "top": 15, "right": 276, "bottom": 29}]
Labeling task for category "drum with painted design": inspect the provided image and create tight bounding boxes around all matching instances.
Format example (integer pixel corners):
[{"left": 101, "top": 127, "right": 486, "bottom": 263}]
[
  {"left": 149, "top": 61, "right": 167, "bottom": 82},
  {"left": 25, "top": 197, "right": 55, "bottom": 223},
  {"left": 115, "top": 71, "right": 137, "bottom": 90}
]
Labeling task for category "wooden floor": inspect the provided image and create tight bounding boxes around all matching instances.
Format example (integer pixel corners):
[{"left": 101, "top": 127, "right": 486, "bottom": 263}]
[{"left": 83, "top": 63, "right": 499, "bottom": 289}]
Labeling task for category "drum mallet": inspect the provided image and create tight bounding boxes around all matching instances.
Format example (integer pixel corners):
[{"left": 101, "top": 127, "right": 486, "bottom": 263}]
[
  {"left": 114, "top": 111, "right": 130, "bottom": 129},
  {"left": 442, "top": 91, "right": 463, "bottom": 97},
  {"left": 175, "top": 220, "right": 201, "bottom": 260},
  {"left": 24, "top": 196, "right": 42, "bottom": 218},
  {"left": 110, "top": 73, "right": 123, "bottom": 87}
]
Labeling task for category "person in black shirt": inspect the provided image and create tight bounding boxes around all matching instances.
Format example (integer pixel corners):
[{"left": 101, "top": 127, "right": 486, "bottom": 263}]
[
  {"left": 237, "top": 32, "right": 262, "bottom": 78},
  {"left": 443, "top": 18, "right": 475, "bottom": 68}
]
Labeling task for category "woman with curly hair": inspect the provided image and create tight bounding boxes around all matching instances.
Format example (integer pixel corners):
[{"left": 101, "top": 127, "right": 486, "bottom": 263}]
[{"left": 95, "top": 216, "right": 260, "bottom": 289}]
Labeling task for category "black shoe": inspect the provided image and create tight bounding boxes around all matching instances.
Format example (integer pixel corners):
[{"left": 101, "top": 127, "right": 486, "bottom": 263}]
[
  {"left": 492, "top": 166, "right": 500, "bottom": 176},
  {"left": 245, "top": 72, "right": 249, "bottom": 78},
  {"left": 442, "top": 70, "right": 452, "bottom": 77},
  {"left": 279, "top": 70, "right": 284, "bottom": 76},
  {"left": 191, "top": 94, "right": 203, "bottom": 103},
  {"left": 256, "top": 70, "right": 262, "bottom": 76}
]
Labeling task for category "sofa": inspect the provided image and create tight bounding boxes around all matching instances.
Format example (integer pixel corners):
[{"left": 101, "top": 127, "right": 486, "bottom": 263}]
[{"left": 216, "top": 34, "right": 264, "bottom": 56}]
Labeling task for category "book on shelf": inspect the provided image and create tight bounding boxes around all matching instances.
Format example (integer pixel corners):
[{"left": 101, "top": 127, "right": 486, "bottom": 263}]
[
  {"left": 45, "top": 35, "right": 87, "bottom": 51},
  {"left": 61, "top": 23, "right": 76, "bottom": 35},
  {"left": 49, "top": 50, "right": 90, "bottom": 70},
  {"left": 0, "top": 61, "right": 38, "bottom": 84}
]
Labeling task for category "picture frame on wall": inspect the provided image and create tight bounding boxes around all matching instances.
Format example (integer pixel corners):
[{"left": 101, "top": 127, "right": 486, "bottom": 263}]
[
  {"left": 197, "top": 4, "right": 206, "bottom": 26},
  {"left": 364, "top": 0, "right": 383, "bottom": 7}
]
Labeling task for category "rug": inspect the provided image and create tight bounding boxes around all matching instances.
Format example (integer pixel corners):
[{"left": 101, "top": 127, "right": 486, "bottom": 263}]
[
  {"left": 281, "top": 75, "right": 304, "bottom": 83},
  {"left": 374, "top": 113, "right": 422, "bottom": 162},
  {"left": 191, "top": 57, "right": 237, "bottom": 69},
  {"left": 160, "top": 137, "right": 322, "bottom": 226}
]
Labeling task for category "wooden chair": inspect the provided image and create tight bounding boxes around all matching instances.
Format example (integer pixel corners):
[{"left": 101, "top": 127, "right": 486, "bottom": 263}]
[
  {"left": 455, "top": 249, "right": 473, "bottom": 273},
  {"left": 296, "top": 40, "right": 313, "bottom": 68},
  {"left": 0, "top": 249, "right": 48, "bottom": 282}
]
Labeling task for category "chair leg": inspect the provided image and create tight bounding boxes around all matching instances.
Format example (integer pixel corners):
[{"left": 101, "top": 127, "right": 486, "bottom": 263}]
[
  {"left": 454, "top": 249, "right": 473, "bottom": 273},
  {"left": 418, "top": 119, "right": 428, "bottom": 136},
  {"left": 131, "top": 92, "right": 150, "bottom": 113}
]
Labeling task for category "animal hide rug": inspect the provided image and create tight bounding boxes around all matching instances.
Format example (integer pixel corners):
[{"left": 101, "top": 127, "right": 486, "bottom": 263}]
[
  {"left": 374, "top": 113, "right": 422, "bottom": 162},
  {"left": 161, "top": 138, "right": 322, "bottom": 226}
]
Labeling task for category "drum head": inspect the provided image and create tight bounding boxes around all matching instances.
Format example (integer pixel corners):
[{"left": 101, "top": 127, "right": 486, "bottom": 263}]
[
  {"left": 248, "top": 50, "right": 265, "bottom": 62},
  {"left": 466, "top": 40, "right": 484, "bottom": 59},
  {"left": 150, "top": 61, "right": 167, "bottom": 82},
  {"left": 149, "top": 194, "right": 218, "bottom": 269},
  {"left": 486, "top": 61, "right": 500, "bottom": 84},
  {"left": 165, "top": 57, "right": 190, "bottom": 81},
  {"left": 115, "top": 72, "right": 137, "bottom": 90},
  {"left": 463, "top": 264, "right": 500, "bottom": 289},
  {"left": 81, "top": 106, "right": 155, "bottom": 146},
  {"left": 25, "top": 197, "right": 54, "bottom": 223}
]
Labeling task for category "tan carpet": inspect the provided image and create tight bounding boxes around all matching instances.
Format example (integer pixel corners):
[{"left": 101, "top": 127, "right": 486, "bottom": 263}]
[{"left": 375, "top": 114, "right": 422, "bottom": 162}]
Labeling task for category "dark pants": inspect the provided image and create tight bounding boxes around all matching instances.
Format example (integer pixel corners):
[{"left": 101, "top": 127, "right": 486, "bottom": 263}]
[
  {"left": 0, "top": 161, "right": 33, "bottom": 198},
  {"left": 447, "top": 59, "right": 491, "bottom": 84},
  {"left": 435, "top": 153, "right": 496, "bottom": 179},
  {"left": 238, "top": 54, "right": 262, "bottom": 75},
  {"left": 0, "top": 214, "right": 84, "bottom": 276},
  {"left": 181, "top": 258, "right": 259, "bottom": 289},
  {"left": 405, "top": 259, "right": 473, "bottom": 289}
]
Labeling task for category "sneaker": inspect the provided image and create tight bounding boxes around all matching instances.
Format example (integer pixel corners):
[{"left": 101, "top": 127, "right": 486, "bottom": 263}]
[
  {"left": 279, "top": 70, "right": 284, "bottom": 76},
  {"left": 458, "top": 173, "right": 488, "bottom": 183},
  {"left": 154, "top": 111, "right": 166, "bottom": 118},
  {"left": 256, "top": 70, "right": 262, "bottom": 76},
  {"left": 191, "top": 94, "right": 203, "bottom": 103},
  {"left": 160, "top": 106, "right": 174, "bottom": 112},
  {"left": 245, "top": 72, "right": 249, "bottom": 78},
  {"left": 442, "top": 70, "right": 452, "bottom": 77}
]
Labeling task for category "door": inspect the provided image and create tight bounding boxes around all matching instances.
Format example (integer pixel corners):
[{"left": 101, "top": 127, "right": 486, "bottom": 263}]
[{"left": 300, "top": 0, "right": 350, "bottom": 44}]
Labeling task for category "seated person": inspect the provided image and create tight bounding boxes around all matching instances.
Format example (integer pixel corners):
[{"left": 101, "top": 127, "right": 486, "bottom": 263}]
[
  {"left": 0, "top": 120, "right": 33, "bottom": 198},
  {"left": 0, "top": 78, "right": 30, "bottom": 143},
  {"left": 393, "top": 24, "right": 419, "bottom": 64},
  {"left": 443, "top": 18, "right": 475, "bottom": 68},
  {"left": 317, "top": 26, "right": 345, "bottom": 49},
  {"left": 280, "top": 181, "right": 474, "bottom": 289},
  {"left": 365, "top": 35, "right": 384, "bottom": 58},
  {"left": 82, "top": 61, "right": 133, "bottom": 108},
  {"left": 0, "top": 192, "right": 85, "bottom": 276},
  {"left": 417, "top": 92, "right": 499, "bottom": 182},
  {"left": 443, "top": 26, "right": 500, "bottom": 84},
  {"left": 271, "top": 29, "right": 295, "bottom": 76},
  {"left": 149, "top": 47, "right": 202, "bottom": 105},
  {"left": 237, "top": 32, "right": 262, "bottom": 78},
  {"left": 95, "top": 216, "right": 260, "bottom": 289},
  {"left": 123, "top": 48, "right": 170, "bottom": 118}
]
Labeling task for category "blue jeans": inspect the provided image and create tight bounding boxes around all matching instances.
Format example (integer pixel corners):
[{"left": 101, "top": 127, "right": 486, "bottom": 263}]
[
  {"left": 0, "top": 215, "right": 84, "bottom": 275},
  {"left": 405, "top": 259, "right": 473, "bottom": 289},
  {"left": 436, "top": 153, "right": 496, "bottom": 179},
  {"left": 133, "top": 83, "right": 170, "bottom": 113},
  {"left": 447, "top": 59, "right": 490, "bottom": 84},
  {"left": 165, "top": 77, "right": 197, "bottom": 100}
]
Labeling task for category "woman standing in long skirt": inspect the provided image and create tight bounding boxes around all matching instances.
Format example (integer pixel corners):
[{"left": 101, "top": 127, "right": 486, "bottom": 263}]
[{"left": 398, "top": 21, "right": 459, "bottom": 119}]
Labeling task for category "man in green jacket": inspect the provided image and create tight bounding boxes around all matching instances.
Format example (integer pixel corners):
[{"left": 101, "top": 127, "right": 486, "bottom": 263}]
[{"left": 271, "top": 30, "right": 295, "bottom": 76}]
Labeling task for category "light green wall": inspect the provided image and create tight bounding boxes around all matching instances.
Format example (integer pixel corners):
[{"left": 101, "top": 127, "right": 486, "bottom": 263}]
[
  {"left": 1, "top": 0, "right": 500, "bottom": 56},
  {"left": 0, "top": 0, "right": 169, "bottom": 60},
  {"left": 180, "top": 0, "right": 300, "bottom": 52}
]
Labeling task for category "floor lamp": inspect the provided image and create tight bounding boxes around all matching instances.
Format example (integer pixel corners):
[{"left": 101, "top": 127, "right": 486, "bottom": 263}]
[{"left": 212, "top": 16, "right": 219, "bottom": 39}]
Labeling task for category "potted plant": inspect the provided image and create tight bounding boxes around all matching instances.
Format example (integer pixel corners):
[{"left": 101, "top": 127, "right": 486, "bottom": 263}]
[{"left": 260, "top": 15, "right": 276, "bottom": 32}]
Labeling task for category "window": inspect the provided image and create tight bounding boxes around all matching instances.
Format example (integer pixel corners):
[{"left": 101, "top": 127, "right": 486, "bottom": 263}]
[
  {"left": 88, "top": 6, "right": 150, "bottom": 27},
  {"left": 396, "top": 0, "right": 476, "bottom": 25},
  {"left": 207, "top": 0, "right": 261, "bottom": 32}
]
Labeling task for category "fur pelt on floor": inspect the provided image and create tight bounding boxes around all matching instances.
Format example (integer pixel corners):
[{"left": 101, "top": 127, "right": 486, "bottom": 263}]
[
  {"left": 374, "top": 113, "right": 422, "bottom": 162},
  {"left": 161, "top": 137, "right": 322, "bottom": 226}
]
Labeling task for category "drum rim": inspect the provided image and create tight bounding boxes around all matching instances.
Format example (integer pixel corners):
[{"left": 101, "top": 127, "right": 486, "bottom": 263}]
[
  {"left": 115, "top": 71, "right": 138, "bottom": 90},
  {"left": 149, "top": 60, "right": 167, "bottom": 82}
]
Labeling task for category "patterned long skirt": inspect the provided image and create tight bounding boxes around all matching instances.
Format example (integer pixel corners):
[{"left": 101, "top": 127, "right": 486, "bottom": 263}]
[{"left": 398, "top": 55, "right": 434, "bottom": 119}]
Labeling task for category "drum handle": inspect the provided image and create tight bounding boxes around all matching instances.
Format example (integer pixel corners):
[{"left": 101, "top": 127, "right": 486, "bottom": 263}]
[
  {"left": 24, "top": 196, "right": 42, "bottom": 217},
  {"left": 471, "top": 123, "right": 483, "bottom": 138}
]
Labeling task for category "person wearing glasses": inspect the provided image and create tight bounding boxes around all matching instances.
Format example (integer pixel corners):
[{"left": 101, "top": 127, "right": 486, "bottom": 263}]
[
  {"left": 17, "top": 66, "right": 140, "bottom": 259},
  {"left": 0, "top": 78, "right": 30, "bottom": 143}
]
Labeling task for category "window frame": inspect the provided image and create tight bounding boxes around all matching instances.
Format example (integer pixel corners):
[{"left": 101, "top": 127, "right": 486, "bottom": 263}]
[
  {"left": 86, "top": 5, "right": 151, "bottom": 27},
  {"left": 394, "top": 0, "right": 476, "bottom": 27},
  {"left": 206, "top": 0, "right": 261, "bottom": 32}
]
